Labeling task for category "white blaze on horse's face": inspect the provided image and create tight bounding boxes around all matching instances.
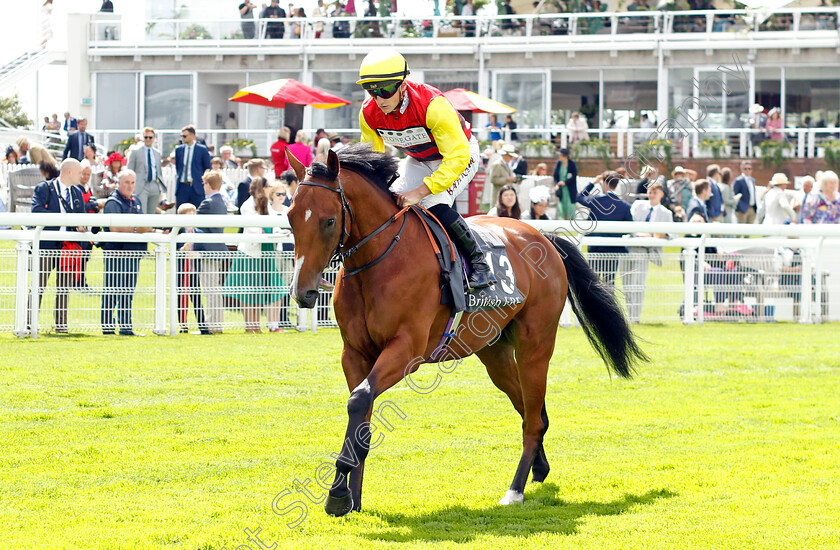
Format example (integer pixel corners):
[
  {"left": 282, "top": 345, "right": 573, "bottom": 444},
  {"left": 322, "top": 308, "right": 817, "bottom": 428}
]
[{"left": 305, "top": 209, "right": 312, "bottom": 222}]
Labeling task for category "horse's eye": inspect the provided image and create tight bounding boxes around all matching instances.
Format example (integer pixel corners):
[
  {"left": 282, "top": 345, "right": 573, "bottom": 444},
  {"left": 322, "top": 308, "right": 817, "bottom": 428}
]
[{"left": 326, "top": 218, "right": 336, "bottom": 227}]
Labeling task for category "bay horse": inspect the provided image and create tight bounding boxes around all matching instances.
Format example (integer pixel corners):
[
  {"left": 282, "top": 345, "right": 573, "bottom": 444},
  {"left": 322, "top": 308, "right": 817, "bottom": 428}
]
[{"left": 285, "top": 144, "right": 647, "bottom": 517}]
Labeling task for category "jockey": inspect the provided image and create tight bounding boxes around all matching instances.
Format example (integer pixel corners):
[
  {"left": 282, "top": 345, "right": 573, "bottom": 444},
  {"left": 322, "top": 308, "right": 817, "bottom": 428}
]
[{"left": 357, "top": 48, "right": 496, "bottom": 290}]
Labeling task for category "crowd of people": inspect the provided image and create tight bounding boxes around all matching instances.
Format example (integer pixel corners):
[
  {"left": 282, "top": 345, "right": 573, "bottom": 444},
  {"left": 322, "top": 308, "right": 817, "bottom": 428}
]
[{"left": 20, "top": 121, "right": 354, "bottom": 336}]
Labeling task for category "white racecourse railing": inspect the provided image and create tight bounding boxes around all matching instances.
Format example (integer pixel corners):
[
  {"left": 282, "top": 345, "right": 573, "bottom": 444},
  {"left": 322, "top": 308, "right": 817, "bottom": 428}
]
[{"left": 0, "top": 213, "right": 838, "bottom": 338}]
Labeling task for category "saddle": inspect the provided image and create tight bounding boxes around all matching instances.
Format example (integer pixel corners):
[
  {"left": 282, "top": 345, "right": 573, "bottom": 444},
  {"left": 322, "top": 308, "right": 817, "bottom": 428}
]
[{"left": 409, "top": 206, "right": 525, "bottom": 314}]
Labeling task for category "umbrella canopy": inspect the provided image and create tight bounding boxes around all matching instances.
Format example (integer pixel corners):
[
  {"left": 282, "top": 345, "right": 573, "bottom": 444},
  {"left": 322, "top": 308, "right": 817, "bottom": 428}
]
[
  {"left": 443, "top": 88, "right": 516, "bottom": 114},
  {"left": 734, "top": 0, "right": 794, "bottom": 9},
  {"left": 229, "top": 78, "right": 350, "bottom": 109}
]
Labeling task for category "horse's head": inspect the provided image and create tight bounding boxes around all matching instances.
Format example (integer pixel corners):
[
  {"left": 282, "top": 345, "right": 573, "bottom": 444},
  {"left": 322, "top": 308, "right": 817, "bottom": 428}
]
[{"left": 286, "top": 148, "right": 346, "bottom": 309}]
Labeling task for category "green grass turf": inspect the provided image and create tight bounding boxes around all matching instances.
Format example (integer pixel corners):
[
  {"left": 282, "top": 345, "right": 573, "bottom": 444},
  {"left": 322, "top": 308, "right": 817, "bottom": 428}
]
[{"left": 1, "top": 324, "right": 838, "bottom": 549}]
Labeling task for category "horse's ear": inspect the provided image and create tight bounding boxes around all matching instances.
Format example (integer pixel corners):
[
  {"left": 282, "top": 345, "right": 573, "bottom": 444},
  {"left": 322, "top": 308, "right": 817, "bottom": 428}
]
[
  {"left": 327, "top": 149, "right": 339, "bottom": 178},
  {"left": 286, "top": 147, "right": 306, "bottom": 182}
]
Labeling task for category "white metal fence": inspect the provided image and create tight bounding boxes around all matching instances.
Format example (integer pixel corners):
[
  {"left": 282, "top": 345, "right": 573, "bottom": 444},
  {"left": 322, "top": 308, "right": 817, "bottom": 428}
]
[{"left": 0, "top": 214, "right": 837, "bottom": 338}]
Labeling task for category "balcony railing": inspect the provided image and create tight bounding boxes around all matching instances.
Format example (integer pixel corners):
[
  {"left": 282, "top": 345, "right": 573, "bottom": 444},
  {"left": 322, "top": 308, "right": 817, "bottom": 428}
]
[{"left": 88, "top": 8, "right": 840, "bottom": 49}]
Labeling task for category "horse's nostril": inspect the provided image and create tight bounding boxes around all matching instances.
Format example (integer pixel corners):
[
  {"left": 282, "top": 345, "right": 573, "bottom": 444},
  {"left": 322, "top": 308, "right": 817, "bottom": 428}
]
[{"left": 302, "top": 290, "right": 319, "bottom": 308}]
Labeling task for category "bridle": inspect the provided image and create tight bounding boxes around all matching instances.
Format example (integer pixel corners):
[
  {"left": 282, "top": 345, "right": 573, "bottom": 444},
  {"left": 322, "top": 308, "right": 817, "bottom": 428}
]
[{"left": 297, "top": 170, "right": 408, "bottom": 279}]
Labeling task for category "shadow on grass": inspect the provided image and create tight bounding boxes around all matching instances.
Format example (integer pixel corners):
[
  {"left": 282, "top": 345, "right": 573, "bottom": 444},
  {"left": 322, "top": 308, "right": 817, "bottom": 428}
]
[{"left": 364, "top": 485, "right": 677, "bottom": 543}]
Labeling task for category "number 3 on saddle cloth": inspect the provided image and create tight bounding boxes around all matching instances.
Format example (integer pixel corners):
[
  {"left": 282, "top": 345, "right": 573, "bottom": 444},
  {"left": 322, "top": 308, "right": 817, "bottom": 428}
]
[{"left": 413, "top": 207, "right": 525, "bottom": 313}]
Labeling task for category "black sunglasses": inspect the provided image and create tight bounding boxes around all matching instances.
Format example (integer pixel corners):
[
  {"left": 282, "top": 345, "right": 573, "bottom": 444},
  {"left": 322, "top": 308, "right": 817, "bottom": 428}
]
[
  {"left": 144, "top": 136, "right": 155, "bottom": 140},
  {"left": 366, "top": 81, "right": 401, "bottom": 99},
  {"left": 180, "top": 134, "right": 189, "bottom": 138}
]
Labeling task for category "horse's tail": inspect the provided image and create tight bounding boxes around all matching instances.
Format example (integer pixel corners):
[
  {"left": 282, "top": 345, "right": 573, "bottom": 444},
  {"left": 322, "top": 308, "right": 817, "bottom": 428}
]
[{"left": 545, "top": 234, "right": 648, "bottom": 379}]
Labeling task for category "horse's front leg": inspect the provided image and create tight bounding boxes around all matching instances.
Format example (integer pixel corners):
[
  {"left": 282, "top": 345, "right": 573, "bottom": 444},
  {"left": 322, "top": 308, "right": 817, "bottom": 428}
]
[{"left": 325, "top": 340, "right": 418, "bottom": 517}]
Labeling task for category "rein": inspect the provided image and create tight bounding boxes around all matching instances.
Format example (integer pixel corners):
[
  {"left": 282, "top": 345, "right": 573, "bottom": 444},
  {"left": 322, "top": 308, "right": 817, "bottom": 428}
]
[{"left": 298, "top": 176, "right": 412, "bottom": 279}]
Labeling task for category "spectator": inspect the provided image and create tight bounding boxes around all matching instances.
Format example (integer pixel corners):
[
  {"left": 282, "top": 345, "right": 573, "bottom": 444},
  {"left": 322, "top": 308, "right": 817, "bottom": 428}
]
[
  {"left": 74, "top": 160, "right": 103, "bottom": 290},
  {"left": 530, "top": 162, "right": 548, "bottom": 176},
  {"left": 488, "top": 143, "right": 518, "bottom": 200},
  {"left": 217, "top": 145, "right": 237, "bottom": 169},
  {"left": 47, "top": 113, "right": 61, "bottom": 134},
  {"left": 38, "top": 159, "right": 60, "bottom": 181},
  {"left": 313, "top": 0, "right": 327, "bottom": 38},
  {"left": 100, "top": 0, "right": 114, "bottom": 12},
  {"left": 686, "top": 179, "right": 712, "bottom": 222},
  {"left": 261, "top": 0, "right": 286, "bottom": 38},
  {"left": 461, "top": 0, "right": 475, "bottom": 36},
  {"left": 732, "top": 160, "right": 758, "bottom": 224},
  {"left": 310, "top": 128, "right": 328, "bottom": 157},
  {"left": 314, "top": 138, "right": 331, "bottom": 163},
  {"left": 63, "top": 118, "right": 95, "bottom": 161},
  {"left": 748, "top": 103, "right": 767, "bottom": 149},
  {"left": 796, "top": 175, "right": 815, "bottom": 212},
  {"left": 237, "top": 158, "right": 266, "bottom": 211},
  {"left": 291, "top": 7, "right": 307, "bottom": 38},
  {"left": 100, "top": 169, "right": 164, "bottom": 336},
  {"left": 279, "top": 168, "right": 298, "bottom": 206},
  {"left": 485, "top": 114, "right": 502, "bottom": 141},
  {"left": 502, "top": 114, "right": 517, "bottom": 143},
  {"left": 509, "top": 145, "right": 528, "bottom": 180},
  {"left": 126, "top": 127, "right": 165, "bottom": 216},
  {"left": 757, "top": 173, "right": 796, "bottom": 225},
  {"left": 521, "top": 185, "right": 550, "bottom": 220},
  {"left": 270, "top": 126, "right": 292, "bottom": 177},
  {"left": 83, "top": 144, "right": 103, "bottom": 169},
  {"left": 329, "top": 133, "right": 345, "bottom": 152},
  {"left": 4, "top": 147, "right": 19, "bottom": 164},
  {"left": 175, "top": 124, "right": 212, "bottom": 208},
  {"left": 100, "top": 152, "right": 126, "bottom": 195},
  {"left": 500, "top": 0, "right": 519, "bottom": 34},
  {"left": 287, "top": 130, "right": 313, "bottom": 167},
  {"left": 240, "top": 0, "right": 257, "bottom": 39},
  {"left": 765, "top": 107, "right": 783, "bottom": 141},
  {"left": 553, "top": 147, "right": 578, "bottom": 220},
  {"left": 63, "top": 112, "right": 78, "bottom": 135},
  {"left": 719, "top": 167, "right": 738, "bottom": 224},
  {"left": 567, "top": 112, "right": 589, "bottom": 144},
  {"left": 193, "top": 170, "right": 230, "bottom": 334},
  {"left": 29, "top": 158, "right": 87, "bottom": 333},
  {"left": 800, "top": 170, "right": 840, "bottom": 224},
  {"left": 487, "top": 184, "right": 521, "bottom": 218},
  {"left": 576, "top": 171, "right": 633, "bottom": 287},
  {"left": 224, "top": 176, "right": 284, "bottom": 333},
  {"left": 17, "top": 137, "right": 56, "bottom": 166},
  {"left": 627, "top": 180, "right": 673, "bottom": 323},
  {"left": 210, "top": 157, "right": 236, "bottom": 206},
  {"left": 705, "top": 164, "right": 724, "bottom": 222},
  {"left": 175, "top": 203, "right": 211, "bottom": 335}
]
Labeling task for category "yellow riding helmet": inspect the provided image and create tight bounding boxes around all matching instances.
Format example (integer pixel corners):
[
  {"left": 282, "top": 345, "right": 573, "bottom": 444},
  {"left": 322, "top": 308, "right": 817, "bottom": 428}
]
[{"left": 356, "top": 49, "right": 410, "bottom": 88}]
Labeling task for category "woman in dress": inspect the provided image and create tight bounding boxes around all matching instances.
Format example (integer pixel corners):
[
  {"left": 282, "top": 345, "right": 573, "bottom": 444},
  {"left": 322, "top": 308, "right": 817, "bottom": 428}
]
[
  {"left": 800, "top": 170, "right": 840, "bottom": 224},
  {"left": 224, "top": 177, "right": 284, "bottom": 333},
  {"left": 287, "top": 130, "right": 313, "bottom": 167},
  {"left": 765, "top": 107, "right": 784, "bottom": 141},
  {"left": 552, "top": 147, "right": 578, "bottom": 220}
]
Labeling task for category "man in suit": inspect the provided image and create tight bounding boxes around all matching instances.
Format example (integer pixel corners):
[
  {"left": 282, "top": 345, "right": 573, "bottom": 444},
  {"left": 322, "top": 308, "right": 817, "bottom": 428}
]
[
  {"left": 63, "top": 112, "right": 78, "bottom": 135},
  {"left": 686, "top": 179, "right": 712, "bottom": 222},
  {"left": 174, "top": 124, "right": 211, "bottom": 208},
  {"left": 626, "top": 181, "right": 674, "bottom": 323},
  {"left": 705, "top": 164, "right": 724, "bottom": 222},
  {"left": 63, "top": 118, "right": 94, "bottom": 160},
  {"left": 29, "top": 158, "right": 87, "bottom": 334},
  {"left": 127, "top": 126, "right": 165, "bottom": 216},
  {"left": 576, "top": 171, "right": 633, "bottom": 287},
  {"left": 732, "top": 160, "right": 758, "bottom": 224},
  {"left": 237, "top": 158, "right": 266, "bottom": 211},
  {"left": 195, "top": 171, "right": 229, "bottom": 333}
]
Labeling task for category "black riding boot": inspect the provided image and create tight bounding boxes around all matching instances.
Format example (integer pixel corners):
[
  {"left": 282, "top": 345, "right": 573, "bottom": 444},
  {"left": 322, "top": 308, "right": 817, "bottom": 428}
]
[{"left": 446, "top": 217, "right": 496, "bottom": 290}]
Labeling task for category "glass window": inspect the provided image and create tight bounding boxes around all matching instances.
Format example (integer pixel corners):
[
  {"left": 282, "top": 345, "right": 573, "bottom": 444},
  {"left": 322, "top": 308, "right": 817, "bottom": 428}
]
[
  {"left": 423, "top": 70, "right": 479, "bottom": 93},
  {"left": 785, "top": 66, "right": 840, "bottom": 128},
  {"left": 495, "top": 72, "right": 547, "bottom": 136},
  {"left": 97, "top": 73, "right": 136, "bottom": 132},
  {"left": 144, "top": 75, "right": 192, "bottom": 130},
  {"left": 756, "top": 66, "right": 782, "bottom": 119},
  {"left": 310, "top": 71, "right": 365, "bottom": 133},
  {"left": 603, "top": 68, "right": 657, "bottom": 129},
  {"left": 551, "top": 69, "right": 599, "bottom": 130}
]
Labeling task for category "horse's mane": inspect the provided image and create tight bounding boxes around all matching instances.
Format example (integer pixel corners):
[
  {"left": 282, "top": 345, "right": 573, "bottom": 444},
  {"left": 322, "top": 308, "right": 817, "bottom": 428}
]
[{"left": 336, "top": 143, "right": 400, "bottom": 195}]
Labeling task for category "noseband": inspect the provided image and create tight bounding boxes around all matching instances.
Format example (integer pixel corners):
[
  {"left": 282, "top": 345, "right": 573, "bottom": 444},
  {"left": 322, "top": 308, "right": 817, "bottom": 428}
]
[{"left": 297, "top": 172, "right": 408, "bottom": 278}]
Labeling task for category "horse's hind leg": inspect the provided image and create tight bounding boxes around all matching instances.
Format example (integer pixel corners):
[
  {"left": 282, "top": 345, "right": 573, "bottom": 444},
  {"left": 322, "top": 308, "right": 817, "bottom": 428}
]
[{"left": 531, "top": 405, "right": 550, "bottom": 483}]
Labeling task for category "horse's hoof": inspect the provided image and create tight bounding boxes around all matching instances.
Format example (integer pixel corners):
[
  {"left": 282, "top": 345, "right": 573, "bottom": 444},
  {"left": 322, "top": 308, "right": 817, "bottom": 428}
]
[
  {"left": 324, "top": 493, "right": 354, "bottom": 517},
  {"left": 498, "top": 490, "right": 524, "bottom": 505}
]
